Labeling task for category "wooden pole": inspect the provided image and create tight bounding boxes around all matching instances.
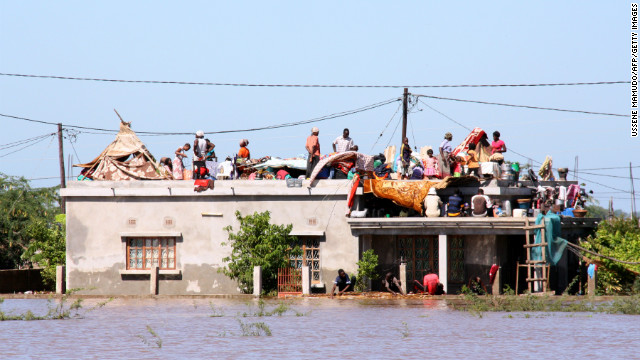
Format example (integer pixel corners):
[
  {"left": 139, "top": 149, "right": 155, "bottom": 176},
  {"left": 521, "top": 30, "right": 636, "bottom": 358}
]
[
  {"left": 57, "top": 123, "right": 66, "bottom": 214},
  {"left": 401, "top": 88, "right": 408, "bottom": 143}
]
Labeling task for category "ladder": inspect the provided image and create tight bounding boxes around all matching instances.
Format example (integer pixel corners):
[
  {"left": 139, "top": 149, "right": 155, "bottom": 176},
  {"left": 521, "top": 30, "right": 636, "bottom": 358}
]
[{"left": 516, "top": 218, "right": 550, "bottom": 294}]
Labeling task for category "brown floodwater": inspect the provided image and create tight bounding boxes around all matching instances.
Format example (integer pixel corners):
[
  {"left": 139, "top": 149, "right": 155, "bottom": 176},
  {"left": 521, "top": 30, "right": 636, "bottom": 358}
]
[{"left": 0, "top": 297, "right": 638, "bottom": 359}]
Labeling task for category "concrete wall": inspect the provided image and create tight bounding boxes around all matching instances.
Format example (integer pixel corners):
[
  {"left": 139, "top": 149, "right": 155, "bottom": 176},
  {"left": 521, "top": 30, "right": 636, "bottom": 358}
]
[{"left": 64, "top": 180, "right": 358, "bottom": 295}]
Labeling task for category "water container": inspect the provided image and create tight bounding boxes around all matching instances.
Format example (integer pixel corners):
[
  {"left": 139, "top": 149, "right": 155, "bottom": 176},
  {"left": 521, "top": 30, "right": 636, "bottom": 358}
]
[{"left": 504, "top": 200, "right": 512, "bottom": 216}]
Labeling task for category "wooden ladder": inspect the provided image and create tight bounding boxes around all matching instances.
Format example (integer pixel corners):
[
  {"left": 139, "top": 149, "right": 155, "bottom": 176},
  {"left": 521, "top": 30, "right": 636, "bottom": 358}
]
[{"left": 516, "top": 218, "right": 550, "bottom": 294}]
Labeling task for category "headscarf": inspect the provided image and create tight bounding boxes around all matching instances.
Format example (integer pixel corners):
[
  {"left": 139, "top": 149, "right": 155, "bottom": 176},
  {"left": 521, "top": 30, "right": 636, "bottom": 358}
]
[{"left": 239, "top": 139, "right": 249, "bottom": 147}]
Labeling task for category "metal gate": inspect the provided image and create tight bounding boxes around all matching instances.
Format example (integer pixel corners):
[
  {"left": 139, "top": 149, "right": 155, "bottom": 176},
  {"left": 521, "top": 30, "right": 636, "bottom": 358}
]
[{"left": 277, "top": 267, "right": 302, "bottom": 297}]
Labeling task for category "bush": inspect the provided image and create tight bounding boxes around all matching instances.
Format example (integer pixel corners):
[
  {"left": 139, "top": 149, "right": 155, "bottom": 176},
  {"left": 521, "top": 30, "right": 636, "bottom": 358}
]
[
  {"left": 355, "top": 249, "right": 379, "bottom": 292},
  {"left": 581, "top": 217, "right": 640, "bottom": 295},
  {"left": 221, "top": 211, "right": 300, "bottom": 294}
]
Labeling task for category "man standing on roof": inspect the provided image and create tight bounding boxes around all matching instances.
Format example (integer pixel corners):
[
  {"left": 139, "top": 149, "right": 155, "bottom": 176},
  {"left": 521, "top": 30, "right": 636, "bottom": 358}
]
[
  {"left": 306, "top": 127, "right": 321, "bottom": 178},
  {"left": 332, "top": 128, "right": 354, "bottom": 153},
  {"left": 193, "top": 130, "right": 207, "bottom": 161}
]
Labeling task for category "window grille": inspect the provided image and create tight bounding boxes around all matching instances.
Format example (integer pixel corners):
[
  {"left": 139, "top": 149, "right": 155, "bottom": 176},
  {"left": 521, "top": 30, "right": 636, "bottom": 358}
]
[{"left": 126, "top": 237, "right": 176, "bottom": 270}]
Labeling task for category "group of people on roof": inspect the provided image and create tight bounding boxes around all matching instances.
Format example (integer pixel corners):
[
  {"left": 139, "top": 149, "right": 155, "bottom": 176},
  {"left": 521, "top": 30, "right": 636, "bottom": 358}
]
[{"left": 158, "top": 126, "right": 507, "bottom": 182}]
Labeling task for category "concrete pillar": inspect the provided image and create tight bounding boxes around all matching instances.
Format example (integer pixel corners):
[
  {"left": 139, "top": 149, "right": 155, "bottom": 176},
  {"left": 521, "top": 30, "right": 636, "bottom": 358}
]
[
  {"left": 253, "top": 266, "right": 262, "bottom": 297},
  {"left": 150, "top": 266, "right": 159, "bottom": 295},
  {"left": 438, "top": 234, "right": 448, "bottom": 293},
  {"left": 588, "top": 265, "right": 597, "bottom": 297},
  {"left": 56, "top": 265, "right": 66, "bottom": 294},
  {"left": 302, "top": 266, "right": 311, "bottom": 295},
  {"left": 399, "top": 262, "right": 407, "bottom": 295},
  {"left": 491, "top": 267, "right": 501, "bottom": 295}
]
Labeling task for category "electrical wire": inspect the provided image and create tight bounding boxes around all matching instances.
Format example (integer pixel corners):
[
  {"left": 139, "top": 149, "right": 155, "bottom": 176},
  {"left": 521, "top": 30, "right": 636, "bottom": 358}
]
[
  {"left": 0, "top": 73, "right": 630, "bottom": 88},
  {"left": 0, "top": 97, "right": 400, "bottom": 135},
  {"left": 369, "top": 101, "right": 402, "bottom": 152},
  {"left": 572, "top": 166, "right": 640, "bottom": 171},
  {"left": 0, "top": 133, "right": 54, "bottom": 158},
  {"left": 0, "top": 132, "right": 57, "bottom": 151},
  {"left": 413, "top": 94, "right": 627, "bottom": 117}
]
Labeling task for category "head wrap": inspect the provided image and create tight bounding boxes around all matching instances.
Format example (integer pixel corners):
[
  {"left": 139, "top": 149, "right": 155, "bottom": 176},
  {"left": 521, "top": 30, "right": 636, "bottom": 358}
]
[
  {"left": 196, "top": 130, "right": 204, "bottom": 137},
  {"left": 311, "top": 127, "right": 319, "bottom": 133},
  {"left": 239, "top": 139, "right": 249, "bottom": 147}
]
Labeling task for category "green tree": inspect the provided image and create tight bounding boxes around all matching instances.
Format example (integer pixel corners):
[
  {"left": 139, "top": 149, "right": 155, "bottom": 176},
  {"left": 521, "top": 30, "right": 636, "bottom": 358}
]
[
  {"left": 221, "top": 211, "right": 300, "bottom": 294},
  {"left": 581, "top": 217, "right": 640, "bottom": 295},
  {"left": 21, "top": 214, "right": 66, "bottom": 289},
  {"left": 355, "top": 249, "right": 379, "bottom": 292},
  {"left": 0, "top": 174, "right": 59, "bottom": 269}
]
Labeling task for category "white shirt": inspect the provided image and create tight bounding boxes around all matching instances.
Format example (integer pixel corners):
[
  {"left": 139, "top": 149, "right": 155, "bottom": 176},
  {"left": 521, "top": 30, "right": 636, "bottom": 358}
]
[{"left": 333, "top": 136, "right": 354, "bottom": 153}]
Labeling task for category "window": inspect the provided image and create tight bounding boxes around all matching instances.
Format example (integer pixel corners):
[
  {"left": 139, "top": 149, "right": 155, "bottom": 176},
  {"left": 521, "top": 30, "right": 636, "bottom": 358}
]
[
  {"left": 290, "top": 238, "right": 321, "bottom": 284},
  {"left": 126, "top": 237, "right": 176, "bottom": 270},
  {"left": 448, "top": 236, "right": 465, "bottom": 284},
  {"left": 396, "top": 236, "right": 439, "bottom": 286}
]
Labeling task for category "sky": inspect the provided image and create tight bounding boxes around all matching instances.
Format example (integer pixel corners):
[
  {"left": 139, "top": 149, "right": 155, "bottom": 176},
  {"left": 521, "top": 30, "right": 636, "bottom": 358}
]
[{"left": 0, "top": 2, "right": 637, "bottom": 212}]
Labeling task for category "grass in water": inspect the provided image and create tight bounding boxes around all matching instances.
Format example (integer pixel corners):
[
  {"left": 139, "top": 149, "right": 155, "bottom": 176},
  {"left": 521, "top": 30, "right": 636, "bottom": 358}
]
[
  {"left": 449, "top": 293, "right": 640, "bottom": 317},
  {"left": 237, "top": 319, "right": 272, "bottom": 336},
  {"left": 137, "top": 325, "right": 163, "bottom": 348},
  {"left": 0, "top": 292, "right": 93, "bottom": 321}
]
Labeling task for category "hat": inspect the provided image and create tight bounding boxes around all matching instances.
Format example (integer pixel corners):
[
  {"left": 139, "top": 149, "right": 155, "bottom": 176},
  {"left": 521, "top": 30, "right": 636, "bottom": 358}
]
[
  {"left": 196, "top": 130, "right": 204, "bottom": 137},
  {"left": 444, "top": 132, "right": 452, "bottom": 138},
  {"left": 428, "top": 188, "right": 437, "bottom": 195},
  {"left": 239, "top": 139, "right": 249, "bottom": 147},
  {"left": 311, "top": 127, "right": 319, "bottom": 133}
]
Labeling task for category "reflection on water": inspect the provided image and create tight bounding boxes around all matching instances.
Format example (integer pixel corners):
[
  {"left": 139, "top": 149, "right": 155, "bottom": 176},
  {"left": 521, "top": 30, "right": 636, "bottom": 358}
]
[{"left": 0, "top": 297, "right": 638, "bottom": 359}]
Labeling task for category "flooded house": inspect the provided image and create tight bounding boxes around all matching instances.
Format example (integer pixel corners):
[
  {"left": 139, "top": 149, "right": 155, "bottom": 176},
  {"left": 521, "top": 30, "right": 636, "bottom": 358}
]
[{"left": 62, "top": 123, "right": 599, "bottom": 295}]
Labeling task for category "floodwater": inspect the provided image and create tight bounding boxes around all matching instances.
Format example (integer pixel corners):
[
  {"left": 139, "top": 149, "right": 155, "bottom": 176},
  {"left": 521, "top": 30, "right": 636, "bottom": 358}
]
[{"left": 0, "top": 297, "right": 638, "bottom": 360}]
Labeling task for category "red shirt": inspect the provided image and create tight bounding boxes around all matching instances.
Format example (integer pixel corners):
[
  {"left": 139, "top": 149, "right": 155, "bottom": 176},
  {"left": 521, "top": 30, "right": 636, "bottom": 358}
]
[
  {"left": 306, "top": 135, "right": 320, "bottom": 156},
  {"left": 423, "top": 274, "right": 439, "bottom": 295}
]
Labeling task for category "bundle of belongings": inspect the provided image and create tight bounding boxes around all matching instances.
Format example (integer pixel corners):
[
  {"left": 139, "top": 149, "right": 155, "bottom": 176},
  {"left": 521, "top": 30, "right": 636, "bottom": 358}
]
[
  {"left": 308, "top": 151, "right": 375, "bottom": 183},
  {"left": 194, "top": 179, "right": 215, "bottom": 192},
  {"left": 450, "top": 127, "right": 503, "bottom": 178},
  {"left": 248, "top": 157, "right": 307, "bottom": 180},
  {"left": 74, "top": 121, "right": 171, "bottom": 181}
]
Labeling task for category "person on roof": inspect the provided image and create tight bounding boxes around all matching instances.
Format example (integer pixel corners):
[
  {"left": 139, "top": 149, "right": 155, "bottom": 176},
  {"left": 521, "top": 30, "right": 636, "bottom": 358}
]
[
  {"left": 193, "top": 130, "right": 207, "bottom": 161},
  {"left": 333, "top": 128, "right": 354, "bottom": 153},
  {"left": 491, "top": 131, "right": 507, "bottom": 155},
  {"left": 446, "top": 189, "right": 464, "bottom": 217},
  {"left": 204, "top": 139, "right": 216, "bottom": 161},
  {"left": 400, "top": 137, "right": 412, "bottom": 180},
  {"left": 424, "top": 187, "right": 443, "bottom": 217},
  {"left": 306, "top": 127, "right": 321, "bottom": 178},
  {"left": 424, "top": 149, "right": 439, "bottom": 179},
  {"left": 439, "top": 132, "right": 454, "bottom": 177},
  {"left": 238, "top": 139, "right": 250, "bottom": 160},
  {"left": 172, "top": 143, "right": 190, "bottom": 180},
  {"left": 467, "top": 143, "right": 480, "bottom": 177},
  {"left": 471, "top": 188, "right": 491, "bottom": 217}
]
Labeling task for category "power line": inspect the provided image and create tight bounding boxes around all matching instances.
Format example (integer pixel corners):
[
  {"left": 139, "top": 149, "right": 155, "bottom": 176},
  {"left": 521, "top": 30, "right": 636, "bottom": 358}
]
[
  {"left": 0, "top": 134, "right": 55, "bottom": 158},
  {"left": 0, "top": 98, "right": 400, "bottom": 136},
  {"left": 0, "top": 73, "right": 630, "bottom": 88},
  {"left": 417, "top": 98, "right": 541, "bottom": 165},
  {"left": 575, "top": 165, "right": 640, "bottom": 171},
  {"left": 0, "top": 132, "right": 56, "bottom": 150},
  {"left": 370, "top": 101, "right": 402, "bottom": 152},
  {"left": 414, "top": 94, "right": 627, "bottom": 117}
]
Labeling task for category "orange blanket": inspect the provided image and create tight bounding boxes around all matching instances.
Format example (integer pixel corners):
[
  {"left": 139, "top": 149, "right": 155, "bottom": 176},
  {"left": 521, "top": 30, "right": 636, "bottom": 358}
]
[{"left": 363, "top": 177, "right": 480, "bottom": 213}]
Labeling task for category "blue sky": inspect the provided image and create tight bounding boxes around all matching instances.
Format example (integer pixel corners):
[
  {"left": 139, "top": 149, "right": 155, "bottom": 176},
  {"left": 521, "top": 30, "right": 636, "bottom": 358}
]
[{"left": 0, "top": 2, "right": 636, "bottom": 211}]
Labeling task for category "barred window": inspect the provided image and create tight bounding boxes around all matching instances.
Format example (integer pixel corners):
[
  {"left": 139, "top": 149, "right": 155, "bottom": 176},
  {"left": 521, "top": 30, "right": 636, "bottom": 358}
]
[
  {"left": 126, "top": 237, "right": 176, "bottom": 270},
  {"left": 290, "top": 238, "right": 321, "bottom": 284}
]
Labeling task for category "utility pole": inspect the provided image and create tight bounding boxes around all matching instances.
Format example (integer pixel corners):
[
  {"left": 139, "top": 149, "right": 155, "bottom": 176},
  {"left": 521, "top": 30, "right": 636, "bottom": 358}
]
[
  {"left": 401, "top": 88, "right": 408, "bottom": 143},
  {"left": 57, "top": 123, "right": 66, "bottom": 214}
]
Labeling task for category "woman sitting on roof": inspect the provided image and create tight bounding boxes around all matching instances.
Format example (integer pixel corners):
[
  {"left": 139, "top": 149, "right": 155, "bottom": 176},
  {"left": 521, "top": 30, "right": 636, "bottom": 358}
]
[{"left": 238, "top": 139, "right": 250, "bottom": 160}]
